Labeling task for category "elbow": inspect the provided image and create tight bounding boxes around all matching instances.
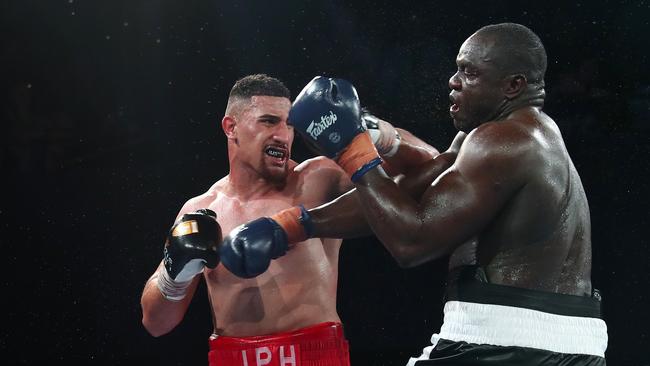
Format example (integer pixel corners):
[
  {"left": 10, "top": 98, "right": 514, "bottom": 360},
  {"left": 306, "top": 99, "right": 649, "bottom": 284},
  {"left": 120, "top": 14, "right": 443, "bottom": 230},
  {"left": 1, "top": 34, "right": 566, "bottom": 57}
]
[
  {"left": 142, "top": 315, "right": 174, "bottom": 337},
  {"left": 387, "top": 238, "right": 446, "bottom": 268},
  {"left": 140, "top": 286, "right": 186, "bottom": 337},
  {"left": 388, "top": 242, "right": 427, "bottom": 268},
  {"left": 141, "top": 301, "right": 183, "bottom": 337},
  {"left": 394, "top": 255, "right": 419, "bottom": 269},
  {"left": 378, "top": 218, "right": 450, "bottom": 268}
]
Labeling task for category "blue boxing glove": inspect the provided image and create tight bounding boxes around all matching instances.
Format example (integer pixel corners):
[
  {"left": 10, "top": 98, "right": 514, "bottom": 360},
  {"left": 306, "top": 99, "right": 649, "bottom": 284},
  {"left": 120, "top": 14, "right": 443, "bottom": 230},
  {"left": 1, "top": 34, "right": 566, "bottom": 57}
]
[
  {"left": 289, "top": 76, "right": 382, "bottom": 182},
  {"left": 289, "top": 76, "right": 364, "bottom": 158},
  {"left": 220, "top": 206, "right": 313, "bottom": 278}
]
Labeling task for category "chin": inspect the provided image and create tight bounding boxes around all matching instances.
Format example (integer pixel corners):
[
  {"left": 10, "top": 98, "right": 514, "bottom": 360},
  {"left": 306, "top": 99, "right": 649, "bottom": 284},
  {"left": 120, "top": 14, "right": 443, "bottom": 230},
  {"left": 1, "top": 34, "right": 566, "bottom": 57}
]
[
  {"left": 453, "top": 117, "right": 480, "bottom": 133},
  {"left": 453, "top": 118, "right": 468, "bottom": 133},
  {"left": 262, "top": 166, "right": 289, "bottom": 184}
]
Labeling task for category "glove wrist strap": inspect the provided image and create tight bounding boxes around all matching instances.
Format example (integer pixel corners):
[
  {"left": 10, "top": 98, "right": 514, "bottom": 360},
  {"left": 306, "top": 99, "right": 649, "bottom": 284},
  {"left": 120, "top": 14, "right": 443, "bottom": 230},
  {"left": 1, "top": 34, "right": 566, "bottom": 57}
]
[
  {"left": 270, "top": 205, "right": 313, "bottom": 246},
  {"left": 337, "top": 132, "right": 383, "bottom": 182},
  {"left": 157, "top": 268, "right": 192, "bottom": 301}
]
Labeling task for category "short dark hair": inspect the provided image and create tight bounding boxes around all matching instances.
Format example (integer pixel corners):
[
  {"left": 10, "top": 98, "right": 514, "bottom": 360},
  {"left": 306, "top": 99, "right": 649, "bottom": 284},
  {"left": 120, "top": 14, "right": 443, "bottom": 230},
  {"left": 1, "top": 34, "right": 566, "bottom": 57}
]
[
  {"left": 477, "top": 23, "right": 547, "bottom": 85},
  {"left": 228, "top": 74, "right": 290, "bottom": 100}
]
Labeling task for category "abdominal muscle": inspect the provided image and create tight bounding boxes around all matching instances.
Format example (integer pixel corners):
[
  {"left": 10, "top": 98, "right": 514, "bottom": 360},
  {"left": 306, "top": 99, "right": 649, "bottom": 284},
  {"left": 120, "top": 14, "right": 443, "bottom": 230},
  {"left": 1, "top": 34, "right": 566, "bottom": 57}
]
[{"left": 204, "top": 237, "right": 342, "bottom": 337}]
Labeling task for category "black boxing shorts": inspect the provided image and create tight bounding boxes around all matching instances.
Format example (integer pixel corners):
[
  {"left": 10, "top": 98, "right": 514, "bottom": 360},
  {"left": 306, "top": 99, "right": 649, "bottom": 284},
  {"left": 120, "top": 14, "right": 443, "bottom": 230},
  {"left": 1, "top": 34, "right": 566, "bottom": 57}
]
[
  {"left": 407, "top": 266, "right": 608, "bottom": 366},
  {"left": 208, "top": 322, "right": 350, "bottom": 366}
]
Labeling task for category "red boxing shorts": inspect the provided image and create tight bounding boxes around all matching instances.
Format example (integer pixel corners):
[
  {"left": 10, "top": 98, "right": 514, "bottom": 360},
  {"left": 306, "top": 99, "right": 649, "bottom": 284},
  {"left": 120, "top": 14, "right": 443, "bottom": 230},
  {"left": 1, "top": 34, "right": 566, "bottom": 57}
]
[{"left": 208, "top": 322, "right": 350, "bottom": 366}]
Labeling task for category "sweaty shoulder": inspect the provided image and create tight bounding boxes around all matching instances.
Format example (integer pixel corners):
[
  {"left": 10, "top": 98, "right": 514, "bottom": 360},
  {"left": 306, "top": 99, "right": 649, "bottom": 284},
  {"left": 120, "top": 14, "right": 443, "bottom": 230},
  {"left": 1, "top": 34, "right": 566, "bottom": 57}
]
[
  {"left": 290, "top": 156, "right": 353, "bottom": 205},
  {"left": 457, "top": 120, "right": 542, "bottom": 186},
  {"left": 176, "top": 177, "right": 227, "bottom": 219},
  {"left": 464, "top": 119, "right": 544, "bottom": 160},
  {"left": 293, "top": 156, "right": 342, "bottom": 175}
]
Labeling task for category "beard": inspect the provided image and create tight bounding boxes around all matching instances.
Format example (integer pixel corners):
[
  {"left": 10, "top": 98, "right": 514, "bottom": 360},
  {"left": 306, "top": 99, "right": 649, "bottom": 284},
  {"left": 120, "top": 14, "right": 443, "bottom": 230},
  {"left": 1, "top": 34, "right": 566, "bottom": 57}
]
[{"left": 259, "top": 158, "right": 290, "bottom": 185}]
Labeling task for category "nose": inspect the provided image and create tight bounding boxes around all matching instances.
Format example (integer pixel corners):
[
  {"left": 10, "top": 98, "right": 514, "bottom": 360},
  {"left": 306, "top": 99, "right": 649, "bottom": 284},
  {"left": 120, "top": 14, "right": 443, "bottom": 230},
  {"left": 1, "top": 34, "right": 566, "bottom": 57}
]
[
  {"left": 273, "top": 121, "right": 293, "bottom": 143},
  {"left": 449, "top": 71, "right": 461, "bottom": 90}
]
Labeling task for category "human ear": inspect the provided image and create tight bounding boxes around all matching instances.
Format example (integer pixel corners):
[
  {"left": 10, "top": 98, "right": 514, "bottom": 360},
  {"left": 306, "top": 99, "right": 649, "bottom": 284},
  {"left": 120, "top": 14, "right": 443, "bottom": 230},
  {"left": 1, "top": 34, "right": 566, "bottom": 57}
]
[
  {"left": 503, "top": 74, "right": 527, "bottom": 99},
  {"left": 222, "top": 116, "right": 237, "bottom": 140}
]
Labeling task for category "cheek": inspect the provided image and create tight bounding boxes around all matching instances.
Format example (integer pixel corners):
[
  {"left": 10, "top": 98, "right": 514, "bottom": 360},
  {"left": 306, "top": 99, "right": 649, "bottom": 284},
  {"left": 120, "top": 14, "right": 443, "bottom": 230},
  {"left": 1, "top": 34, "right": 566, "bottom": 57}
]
[
  {"left": 464, "top": 77, "right": 480, "bottom": 87},
  {"left": 459, "top": 91, "right": 489, "bottom": 121},
  {"left": 461, "top": 89, "right": 481, "bottom": 112},
  {"left": 466, "top": 86, "right": 493, "bottom": 105}
]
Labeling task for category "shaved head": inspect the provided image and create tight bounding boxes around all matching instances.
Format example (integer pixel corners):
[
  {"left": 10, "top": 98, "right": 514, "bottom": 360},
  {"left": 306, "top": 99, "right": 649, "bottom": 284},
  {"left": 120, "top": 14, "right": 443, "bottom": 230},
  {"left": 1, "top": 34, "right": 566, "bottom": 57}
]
[
  {"left": 225, "top": 74, "right": 291, "bottom": 117},
  {"left": 474, "top": 23, "right": 547, "bottom": 87}
]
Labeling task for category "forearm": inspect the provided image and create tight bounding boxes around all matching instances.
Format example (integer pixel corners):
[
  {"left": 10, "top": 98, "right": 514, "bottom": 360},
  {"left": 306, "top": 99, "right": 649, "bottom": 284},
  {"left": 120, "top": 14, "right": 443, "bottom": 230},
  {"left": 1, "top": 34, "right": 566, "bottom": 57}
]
[
  {"left": 396, "top": 128, "right": 440, "bottom": 160},
  {"left": 390, "top": 132, "right": 465, "bottom": 198},
  {"left": 380, "top": 128, "right": 439, "bottom": 176},
  {"left": 310, "top": 188, "right": 373, "bottom": 238},
  {"left": 309, "top": 150, "right": 456, "bottom": 240},
  {"left": 354, "top": 170, "right": 430, "bottom": 266},
  {"left": 395, "top": 151, "right": 458, "bottom": 199},
  {"left": 354, "top": 154, "right": 457, "bottom": 267},
  {"left": 140, "top": 264, "right": 198, "bottom": 337}
]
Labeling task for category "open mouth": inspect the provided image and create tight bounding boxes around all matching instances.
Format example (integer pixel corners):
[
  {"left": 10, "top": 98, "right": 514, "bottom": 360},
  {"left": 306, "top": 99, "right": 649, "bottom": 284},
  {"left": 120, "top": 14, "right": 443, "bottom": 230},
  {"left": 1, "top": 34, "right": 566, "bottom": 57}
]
[
  {"left": 449, "top": 94, "right": 460, "bottom": 115},
  {"left": 265, "top": 145, "right": 288, "bottom": 162}
]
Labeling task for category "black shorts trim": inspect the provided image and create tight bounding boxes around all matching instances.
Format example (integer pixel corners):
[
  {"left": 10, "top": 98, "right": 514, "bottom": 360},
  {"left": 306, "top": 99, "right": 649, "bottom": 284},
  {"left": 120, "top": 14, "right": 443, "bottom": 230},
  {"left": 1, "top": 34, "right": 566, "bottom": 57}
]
[
  {"left": 414, "top": 339, "right": 606, "bottom": 366},
  {"left": 445, "top": 266, "right": 602, "bottom": 318}
]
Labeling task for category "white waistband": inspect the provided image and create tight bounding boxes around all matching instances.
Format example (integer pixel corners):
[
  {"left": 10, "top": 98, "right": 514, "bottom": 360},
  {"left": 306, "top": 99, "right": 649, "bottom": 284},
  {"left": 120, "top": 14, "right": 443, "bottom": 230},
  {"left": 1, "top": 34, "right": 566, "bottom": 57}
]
[{"left": 434, "top": 300, "right": 608, "bottom": 357}]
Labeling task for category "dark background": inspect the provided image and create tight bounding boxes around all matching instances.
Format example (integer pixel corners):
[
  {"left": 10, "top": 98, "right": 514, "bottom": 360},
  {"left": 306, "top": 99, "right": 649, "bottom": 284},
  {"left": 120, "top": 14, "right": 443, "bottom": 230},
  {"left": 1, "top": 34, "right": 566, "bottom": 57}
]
[{"left": 2, "top": 0, "right": 649, "bottom": 365}]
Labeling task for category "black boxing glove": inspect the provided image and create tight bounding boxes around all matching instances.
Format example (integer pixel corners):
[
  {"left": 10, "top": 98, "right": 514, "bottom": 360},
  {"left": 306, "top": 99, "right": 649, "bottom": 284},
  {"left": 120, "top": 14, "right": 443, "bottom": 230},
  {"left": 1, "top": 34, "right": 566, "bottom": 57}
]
[{"left": 157, "top": 209, "right": 221, "bottom": 300}]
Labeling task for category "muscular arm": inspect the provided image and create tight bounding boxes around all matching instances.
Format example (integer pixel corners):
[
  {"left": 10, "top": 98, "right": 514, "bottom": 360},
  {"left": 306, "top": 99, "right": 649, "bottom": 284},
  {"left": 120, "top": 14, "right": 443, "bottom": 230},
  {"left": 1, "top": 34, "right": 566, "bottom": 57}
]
[
  {"left": 311, "top": 132, "right": 466, "bottom": 239},
  {"left": 353, "top": 127, "right": 527, "bottom": 267},
  {"left": 310, "top": 188, "right": 369, "bottom": 238},
  {"left": 141, "top": 262, "right": 201, "bottom": 336},
  {"left": 393, "top": 132, "right": 465, "bottom": 197},
  {"left": 381, "top": 127, "right": 440, "bottom": 176},
  {"left": 367, "top": 114, "right": 440, "bottom": 176},
  {"left": 140, "top": 197, "right": 212, "bottom": 336}
]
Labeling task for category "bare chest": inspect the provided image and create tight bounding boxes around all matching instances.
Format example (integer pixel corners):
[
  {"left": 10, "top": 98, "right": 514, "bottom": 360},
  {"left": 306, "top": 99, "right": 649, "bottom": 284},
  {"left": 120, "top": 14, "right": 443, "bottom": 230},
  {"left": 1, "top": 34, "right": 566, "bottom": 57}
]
[
  {"left": 205, "top": 193, "right": 296, "bottom": 234},
  {"left": 199, "top": 191, "right": 342, "bottom": 334}
]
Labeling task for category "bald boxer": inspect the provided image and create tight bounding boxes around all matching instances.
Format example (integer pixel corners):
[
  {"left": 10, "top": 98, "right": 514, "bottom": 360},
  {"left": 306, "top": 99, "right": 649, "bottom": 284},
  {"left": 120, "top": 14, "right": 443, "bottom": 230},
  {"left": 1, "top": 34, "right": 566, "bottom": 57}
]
[
  {"left": 227, "top": 23, "right": 608, "bottom": 365},
  {"left": 140, "top": 74, "right": 438, "bottom": 366}
]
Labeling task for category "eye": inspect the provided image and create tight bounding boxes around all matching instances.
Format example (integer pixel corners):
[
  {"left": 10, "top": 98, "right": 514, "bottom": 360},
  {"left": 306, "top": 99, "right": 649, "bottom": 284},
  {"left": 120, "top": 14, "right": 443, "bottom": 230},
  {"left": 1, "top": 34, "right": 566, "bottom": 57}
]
[
  {"left": 260, "top": 118, "right": 277, "bottom": 125},
  {"left": 462, "top": 67, "right": 478, "bottom": 80}
]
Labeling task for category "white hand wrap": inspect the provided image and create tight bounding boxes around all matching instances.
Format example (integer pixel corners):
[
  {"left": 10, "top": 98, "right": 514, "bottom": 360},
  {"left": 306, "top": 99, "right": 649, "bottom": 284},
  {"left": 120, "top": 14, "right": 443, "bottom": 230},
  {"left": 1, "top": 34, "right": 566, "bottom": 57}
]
[
  {"left": 156, "top": 268, "right": 192, "bottom": 301},
  {"left": 369, "top": 127, "right": 401, "bottom": 157}
]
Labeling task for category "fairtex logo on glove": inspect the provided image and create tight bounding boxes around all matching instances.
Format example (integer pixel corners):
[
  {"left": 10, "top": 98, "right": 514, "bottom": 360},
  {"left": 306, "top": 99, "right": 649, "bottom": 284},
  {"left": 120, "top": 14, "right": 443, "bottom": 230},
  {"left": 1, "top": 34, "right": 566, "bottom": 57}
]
[
  {"left": 163, "top": 246, "right": 172, "bottom": 266},
  {"left": 305, "top": 111, "right": 337, "bottom": 140}
]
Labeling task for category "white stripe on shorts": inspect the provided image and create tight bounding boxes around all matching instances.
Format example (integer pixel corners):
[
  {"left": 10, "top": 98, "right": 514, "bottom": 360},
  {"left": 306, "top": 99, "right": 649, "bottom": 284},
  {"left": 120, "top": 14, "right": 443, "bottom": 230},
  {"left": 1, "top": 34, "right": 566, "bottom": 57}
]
[{"left": 406, "top": 300, "right": 608, "bottom": 365}]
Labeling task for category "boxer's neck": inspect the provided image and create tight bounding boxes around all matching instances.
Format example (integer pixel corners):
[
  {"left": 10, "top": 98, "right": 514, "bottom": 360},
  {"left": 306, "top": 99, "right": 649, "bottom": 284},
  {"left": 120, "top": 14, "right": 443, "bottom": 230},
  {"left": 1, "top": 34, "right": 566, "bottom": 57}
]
[{"left": 225, "top": 167, "right": 286, "bottom": 199}]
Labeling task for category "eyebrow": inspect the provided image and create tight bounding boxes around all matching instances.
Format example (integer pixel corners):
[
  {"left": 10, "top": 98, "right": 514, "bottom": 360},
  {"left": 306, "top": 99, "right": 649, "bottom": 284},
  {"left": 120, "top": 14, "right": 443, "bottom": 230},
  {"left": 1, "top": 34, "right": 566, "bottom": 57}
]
[{"left": 257, "top": 114, "right": 281, "bottom": 121}]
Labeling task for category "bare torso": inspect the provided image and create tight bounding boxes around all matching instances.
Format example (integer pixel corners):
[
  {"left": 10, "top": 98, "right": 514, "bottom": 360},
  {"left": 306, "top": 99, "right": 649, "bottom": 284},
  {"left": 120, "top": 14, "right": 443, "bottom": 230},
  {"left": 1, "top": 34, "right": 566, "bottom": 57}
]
[
  {"left": 451, "top": 108, "right": 592, "bottom": 296},
  {"left": 186, "top": 159, "right": 349, "bottom": 336}
]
